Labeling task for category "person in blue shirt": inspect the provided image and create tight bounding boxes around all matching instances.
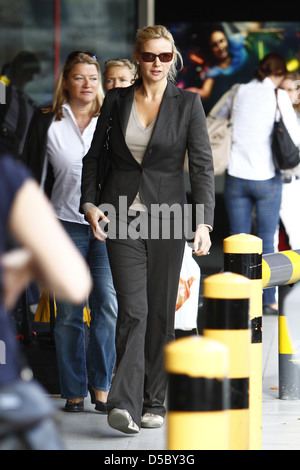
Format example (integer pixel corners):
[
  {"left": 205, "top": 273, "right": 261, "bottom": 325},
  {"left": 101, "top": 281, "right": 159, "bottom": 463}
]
[{"left": 0, "top": 152, "right": 92, "bottom": 448}]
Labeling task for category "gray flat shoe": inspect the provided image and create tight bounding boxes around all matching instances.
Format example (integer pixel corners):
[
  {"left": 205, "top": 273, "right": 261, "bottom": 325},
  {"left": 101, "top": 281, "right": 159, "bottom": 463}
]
[
  {"left": 108, "top": 408, "right": 139, "bottom": 434},
  {"left": 141, "top": 412, "right": 164, "bottom": 428}
]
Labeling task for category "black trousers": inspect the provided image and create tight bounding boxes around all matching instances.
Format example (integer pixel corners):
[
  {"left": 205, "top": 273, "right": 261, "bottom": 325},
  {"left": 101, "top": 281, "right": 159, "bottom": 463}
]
[{"left": 106, "top": 214, "right": 185, "bottom": 427}]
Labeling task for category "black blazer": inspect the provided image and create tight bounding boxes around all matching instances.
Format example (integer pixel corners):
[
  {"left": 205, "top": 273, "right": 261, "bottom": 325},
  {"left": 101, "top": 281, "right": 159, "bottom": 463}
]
[
  {"left": 81, "top": 80, "right": 215, "bottom": 228},
  {"left": 21, "top": 109, "right": 55, "bottom": 198}
]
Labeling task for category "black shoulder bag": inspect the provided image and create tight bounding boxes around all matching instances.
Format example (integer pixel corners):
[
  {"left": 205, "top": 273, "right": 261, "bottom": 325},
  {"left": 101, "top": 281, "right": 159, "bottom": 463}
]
[{"left": 272, "top": 88, "right": 300, "bottom": 170}]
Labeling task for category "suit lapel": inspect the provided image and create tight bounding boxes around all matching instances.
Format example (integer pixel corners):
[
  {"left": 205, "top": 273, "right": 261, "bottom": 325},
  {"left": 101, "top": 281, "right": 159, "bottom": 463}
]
[
  {"left": 116, "top": 82, "right": 136, "bottom": 137},
  {"left": 146, "top": 81, "right": 181, "bottom": 152},
  {"left": 115, "top": 80, "right": 182, "bottom": 163}
]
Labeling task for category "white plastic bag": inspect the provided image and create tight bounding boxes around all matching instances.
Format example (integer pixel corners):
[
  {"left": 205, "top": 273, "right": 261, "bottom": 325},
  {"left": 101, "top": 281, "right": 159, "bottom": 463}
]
[{"left": 175, "top": 243, "right": 200, "bottom": 331}]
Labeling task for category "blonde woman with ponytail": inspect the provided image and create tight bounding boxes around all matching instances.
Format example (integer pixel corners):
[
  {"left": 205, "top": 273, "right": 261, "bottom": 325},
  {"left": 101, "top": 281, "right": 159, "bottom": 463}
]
[{"left": 81, "top": 25, "right": 215, "bottom": 434}]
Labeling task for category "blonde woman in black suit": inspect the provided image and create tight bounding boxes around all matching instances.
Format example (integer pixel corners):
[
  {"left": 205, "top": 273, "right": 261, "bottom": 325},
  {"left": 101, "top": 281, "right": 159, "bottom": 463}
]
[{"left": 81, "top": 25, "right": 215, "bottom": 434}]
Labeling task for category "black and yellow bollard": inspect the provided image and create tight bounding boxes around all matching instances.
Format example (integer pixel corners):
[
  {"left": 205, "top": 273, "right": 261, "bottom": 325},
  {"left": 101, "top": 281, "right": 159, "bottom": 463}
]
[
  {"left": 202, "top": 272, "right": 251, "bottom": 450},
  {"left": 165, "top": 336, "right": 230, "bottom": 450},
  {"left": 223, "top": 234, "right": 263, "bottom": 450},
  {"left": 262, "top": 250, "right": 300, "bottom": 399},
  {"left": 262, "top": 249, "right": 300, "bottom": 290},
  {"left": 278, "top": 284, "right": 300, "bottom": 399}
]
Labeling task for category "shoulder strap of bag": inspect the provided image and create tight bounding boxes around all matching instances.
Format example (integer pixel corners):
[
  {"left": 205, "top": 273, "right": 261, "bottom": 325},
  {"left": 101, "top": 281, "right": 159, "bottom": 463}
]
[
  {"left": 208, "top": 83, "right": 240, "bottom": 120},
  {"left": 103, "top": 87, "right": 119, "bottom": 148},
  {"left": 229, "top": 85, "right": 239, "bottom": 123},
  {"left": 274, "top": 88, "right": 281, "bottom": 121}
]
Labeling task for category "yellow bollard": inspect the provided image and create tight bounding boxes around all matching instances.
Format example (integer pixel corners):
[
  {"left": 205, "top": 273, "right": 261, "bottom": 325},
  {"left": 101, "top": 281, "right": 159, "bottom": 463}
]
[
  {"left": 202, "top": 272, "right": 251, "bottom": 450},
  {"left": 223, "top": 234, "right": 263, "bottom": 450},
  {"left": 165, "top": 336, "right": 230, "bottom": 450},
  {"left": 262, "top": 249, "right": 300, "bottom": 289},
  {"left": 276, "top": 282, "right": 300, "bottom": 400}
]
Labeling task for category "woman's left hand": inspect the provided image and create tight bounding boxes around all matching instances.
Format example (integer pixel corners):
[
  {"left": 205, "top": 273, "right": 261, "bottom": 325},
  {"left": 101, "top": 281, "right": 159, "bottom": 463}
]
[{"left": 193, "top": 225, "right": 212, "bottom": 256}]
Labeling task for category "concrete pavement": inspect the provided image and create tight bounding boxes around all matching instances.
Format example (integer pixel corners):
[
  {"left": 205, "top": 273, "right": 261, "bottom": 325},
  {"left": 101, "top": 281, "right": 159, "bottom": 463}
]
[{"left": 46, "top": 313, "right": 300, "bottom": 451}]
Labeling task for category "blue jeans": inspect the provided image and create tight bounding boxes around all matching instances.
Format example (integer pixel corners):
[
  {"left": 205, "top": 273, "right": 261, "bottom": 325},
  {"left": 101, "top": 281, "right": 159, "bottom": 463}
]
[
  {"left": 54, "top": 221, "right": 117, "bottom": 399},
  {"left": 224, "top": 174, "right": 282, "bottom": 306}
]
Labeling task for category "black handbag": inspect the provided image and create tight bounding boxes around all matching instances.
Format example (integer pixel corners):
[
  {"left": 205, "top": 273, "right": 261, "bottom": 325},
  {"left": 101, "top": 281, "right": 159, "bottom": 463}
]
[
  {"left": 18, "top": 290, "right": 61, "bottom": 394},
  {"left": 272, "top": 88, "right": 300, "bottom": 170}
]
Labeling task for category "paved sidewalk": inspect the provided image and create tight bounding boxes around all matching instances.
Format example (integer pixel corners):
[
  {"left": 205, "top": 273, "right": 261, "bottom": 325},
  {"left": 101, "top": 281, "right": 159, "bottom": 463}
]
[
  {"left": 262, "top": 314, "right": 300, "bottom": 450},
  {"left": 47, "top": 313, "right": 300, "bottom": 451}
]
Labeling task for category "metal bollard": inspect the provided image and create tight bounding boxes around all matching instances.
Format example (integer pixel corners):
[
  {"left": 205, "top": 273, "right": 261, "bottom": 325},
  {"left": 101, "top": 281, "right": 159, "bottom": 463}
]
[
  {"left": 262, "top": 249, "right": 300, "bottom": 289},
  {"left": 278, "top": 283, "right": 300, "bottom": 399},
  {"left": 202, "top": 272, "right": 251, "bottom": 450},
  {"left": 165, "top": 336, "right": 230, "bottom": 450},
  {"left": 223, "top": 234, "right": 263, "bottom": 450},
  {"left": 262, "top": 251, "right": 300, "bottom": 399}
]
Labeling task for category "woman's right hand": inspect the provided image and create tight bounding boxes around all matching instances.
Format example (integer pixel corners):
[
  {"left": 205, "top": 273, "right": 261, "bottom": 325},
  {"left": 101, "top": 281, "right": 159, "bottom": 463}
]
[{"left": 85, "top": 206, "right": 110, "bottom": 241}]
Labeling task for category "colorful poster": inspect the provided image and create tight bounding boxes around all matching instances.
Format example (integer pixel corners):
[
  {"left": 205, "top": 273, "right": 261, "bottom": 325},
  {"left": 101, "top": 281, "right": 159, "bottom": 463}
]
[{"left": 168, "top": 22, "right": 300, "bottom": 113}]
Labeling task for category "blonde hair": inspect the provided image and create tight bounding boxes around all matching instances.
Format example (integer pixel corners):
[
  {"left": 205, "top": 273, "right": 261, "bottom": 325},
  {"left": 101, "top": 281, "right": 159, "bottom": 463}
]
[
  {"left": 43, "top": 52, "right": 104, "bottom": 120},
  {"left": 134, "top": 25, "right": 183, "bottom": 83},
  {"left": 281, "top": 71, "right": 300, "bottom": 114},
  {"left": 104, "top": 58, "right": 136, "bottom": 82}
]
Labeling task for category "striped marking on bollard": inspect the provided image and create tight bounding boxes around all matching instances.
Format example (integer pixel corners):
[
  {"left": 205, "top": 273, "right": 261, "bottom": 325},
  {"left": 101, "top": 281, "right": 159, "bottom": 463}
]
[
  {"left": 165, "top": 336, "right": 230, "bottom": 450},
  {"left": 203, "top": 272, "right": 251, "bottom": 450},
  {"left": 262, "top": 250, "right": 300, "bottom": 288},
  {"left": 223, "top": 234, "right": 262, "bottom": 450}
]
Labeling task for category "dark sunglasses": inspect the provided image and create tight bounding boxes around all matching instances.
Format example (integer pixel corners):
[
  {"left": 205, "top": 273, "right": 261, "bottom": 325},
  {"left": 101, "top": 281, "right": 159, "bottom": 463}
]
[
  {"left": 67, "top": 51, "right": 98, "bottom": 61},
  {"left": 140, "top": 52, "right": 173, "bottom": 63}
]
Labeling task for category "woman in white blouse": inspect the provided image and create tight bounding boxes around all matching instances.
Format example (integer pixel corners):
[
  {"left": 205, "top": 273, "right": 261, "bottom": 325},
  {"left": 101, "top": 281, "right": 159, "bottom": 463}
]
[
  {"left": 279, "top": 72, "right": 300, "bottom": 251},
  {"left": 223, "top": 53, "right": 300, "bottom": 315},
  {"left": 22, "top": 52, "right": 117, "bottom": 412}
]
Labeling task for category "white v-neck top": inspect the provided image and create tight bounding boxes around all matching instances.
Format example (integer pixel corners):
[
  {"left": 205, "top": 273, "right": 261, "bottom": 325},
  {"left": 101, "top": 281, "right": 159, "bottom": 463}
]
[{"left": 125, "top": 99, "right": 157, "bottom": 211}]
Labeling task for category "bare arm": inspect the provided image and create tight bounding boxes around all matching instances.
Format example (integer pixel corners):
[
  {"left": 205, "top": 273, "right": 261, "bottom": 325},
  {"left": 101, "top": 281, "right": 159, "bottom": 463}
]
[{"left": 4, "top": 180, "right": 92, "bottom": 306}]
